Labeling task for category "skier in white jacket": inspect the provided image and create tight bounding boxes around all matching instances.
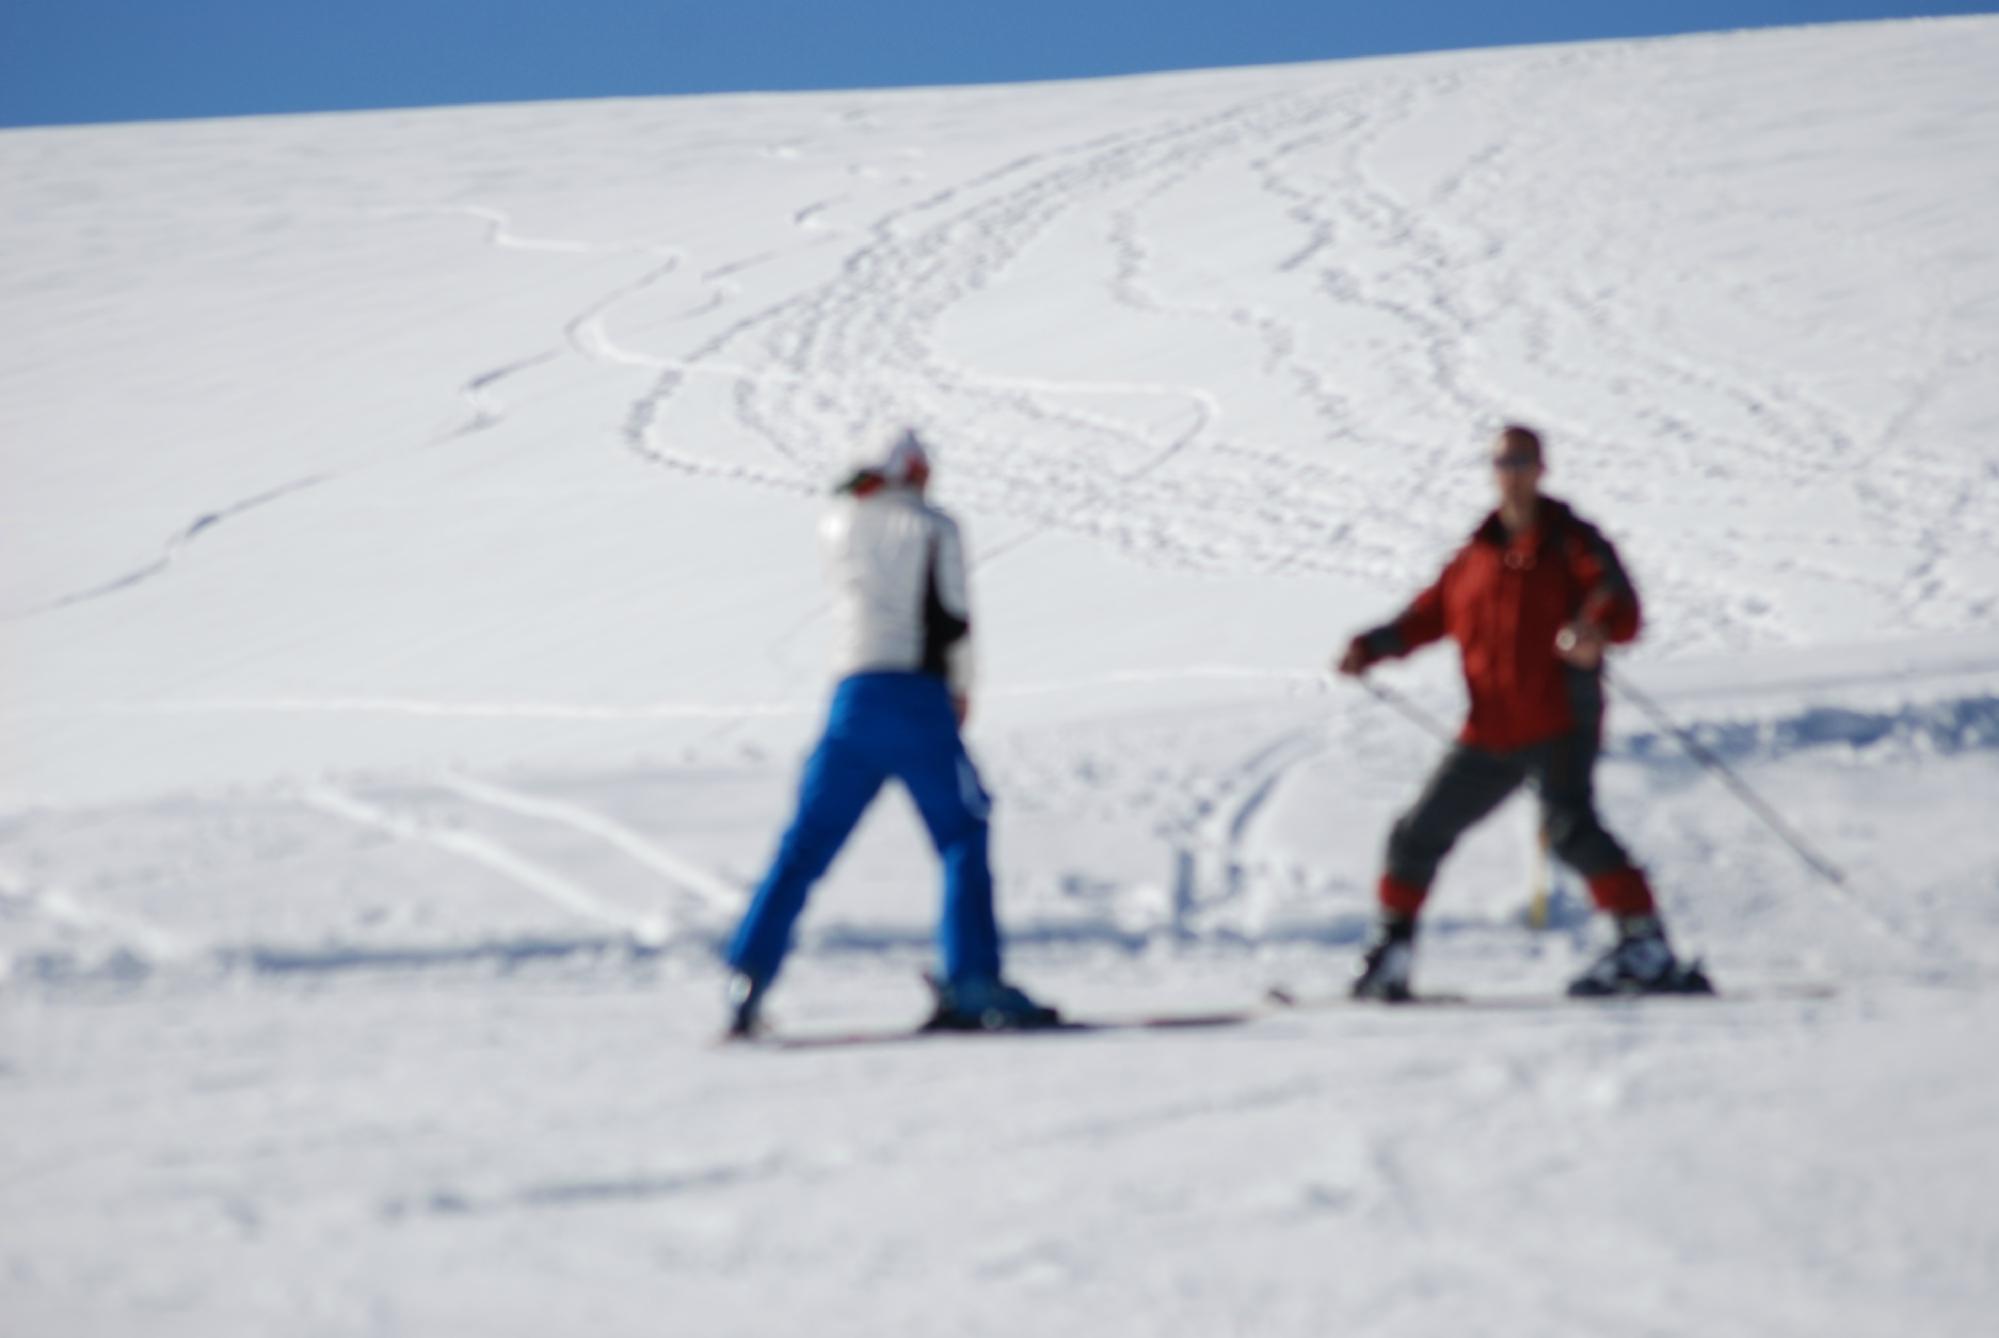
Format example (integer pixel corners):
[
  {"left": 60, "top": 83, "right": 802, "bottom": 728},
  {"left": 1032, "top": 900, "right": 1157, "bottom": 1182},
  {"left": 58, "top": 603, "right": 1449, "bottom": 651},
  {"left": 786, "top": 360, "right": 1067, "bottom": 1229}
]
[{"left": 723, "top": 429, "right": 1059, "bottom": 1036}]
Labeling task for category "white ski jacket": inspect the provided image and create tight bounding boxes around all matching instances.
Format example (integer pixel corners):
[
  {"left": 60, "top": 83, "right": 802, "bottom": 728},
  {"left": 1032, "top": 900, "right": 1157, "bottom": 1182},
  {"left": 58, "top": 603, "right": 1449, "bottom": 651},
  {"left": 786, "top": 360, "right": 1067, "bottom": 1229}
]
[{"left": 821, "top": 488, "right": 976, "bottom": 696}]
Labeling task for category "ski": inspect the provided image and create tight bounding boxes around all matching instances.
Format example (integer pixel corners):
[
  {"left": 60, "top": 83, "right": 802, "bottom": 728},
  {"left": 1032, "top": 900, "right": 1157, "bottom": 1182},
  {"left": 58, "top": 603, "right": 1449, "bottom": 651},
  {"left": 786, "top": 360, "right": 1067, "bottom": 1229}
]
[
  {"left": 735, "top": 1008, "right": 1261, "bottom": 1051},
  {"left": 726, "top": 981, "right": 1841, "bottom": 1049},
  {"left": 1263, "top": 981, "right": 1837, "bottom": 1012}
]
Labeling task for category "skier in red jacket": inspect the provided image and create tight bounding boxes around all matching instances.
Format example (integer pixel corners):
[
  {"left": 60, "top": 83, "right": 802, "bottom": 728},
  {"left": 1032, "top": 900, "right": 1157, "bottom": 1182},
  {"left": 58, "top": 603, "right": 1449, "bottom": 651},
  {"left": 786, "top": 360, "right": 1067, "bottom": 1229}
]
[{"left": 1337, "top": 425, "right": 1709, "bottom": 999}]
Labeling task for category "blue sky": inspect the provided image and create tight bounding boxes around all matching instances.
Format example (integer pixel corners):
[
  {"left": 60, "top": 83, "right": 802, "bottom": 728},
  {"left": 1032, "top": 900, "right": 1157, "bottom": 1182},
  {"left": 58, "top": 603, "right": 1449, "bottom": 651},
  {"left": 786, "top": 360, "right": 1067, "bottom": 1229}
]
[{"left": 3, "top": 1, "right": 1991, "bottom": 128}]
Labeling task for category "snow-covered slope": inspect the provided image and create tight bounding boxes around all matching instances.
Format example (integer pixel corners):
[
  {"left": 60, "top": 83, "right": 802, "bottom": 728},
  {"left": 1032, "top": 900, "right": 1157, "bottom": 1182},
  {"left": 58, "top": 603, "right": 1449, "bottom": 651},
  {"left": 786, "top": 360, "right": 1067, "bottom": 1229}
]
[{"left": 4, "top": 18, "right": 1998, "bottom": 1337}]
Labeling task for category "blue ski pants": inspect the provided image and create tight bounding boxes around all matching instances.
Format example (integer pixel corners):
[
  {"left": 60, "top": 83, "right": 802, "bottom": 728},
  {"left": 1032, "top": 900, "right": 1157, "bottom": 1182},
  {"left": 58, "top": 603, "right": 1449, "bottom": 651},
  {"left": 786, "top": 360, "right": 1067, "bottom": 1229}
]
[{"left": 725, "top": 672, "right": 1001, "bottom": 987}]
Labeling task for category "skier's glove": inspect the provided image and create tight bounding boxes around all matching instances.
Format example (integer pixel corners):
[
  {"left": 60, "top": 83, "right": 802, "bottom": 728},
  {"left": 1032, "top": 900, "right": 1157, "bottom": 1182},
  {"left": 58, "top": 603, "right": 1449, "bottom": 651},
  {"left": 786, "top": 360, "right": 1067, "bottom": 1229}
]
[{"left": 1336, "top": 637, "right": 1373, "bottom": 677}]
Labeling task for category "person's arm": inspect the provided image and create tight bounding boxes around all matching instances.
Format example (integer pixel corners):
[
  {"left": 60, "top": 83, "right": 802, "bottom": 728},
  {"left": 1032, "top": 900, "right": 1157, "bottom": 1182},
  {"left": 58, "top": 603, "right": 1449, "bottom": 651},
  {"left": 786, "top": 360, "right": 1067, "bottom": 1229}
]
[
  {"left": 1338, "top": 553, "right": 1457, "bottom": 675},
  {"left": 925, "top": 515, "right": 976, "bottom": 720},
  {"left": 1556, "top": 524, "right": 1641, "bottom": 668}
]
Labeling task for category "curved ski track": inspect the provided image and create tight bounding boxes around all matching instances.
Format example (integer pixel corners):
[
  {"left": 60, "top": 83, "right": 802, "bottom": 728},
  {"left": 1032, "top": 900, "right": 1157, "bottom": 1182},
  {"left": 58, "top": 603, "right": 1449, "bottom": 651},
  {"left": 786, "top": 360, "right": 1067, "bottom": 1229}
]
[{"left": 10, "top": 207, "right": 686, "bottom": 619}]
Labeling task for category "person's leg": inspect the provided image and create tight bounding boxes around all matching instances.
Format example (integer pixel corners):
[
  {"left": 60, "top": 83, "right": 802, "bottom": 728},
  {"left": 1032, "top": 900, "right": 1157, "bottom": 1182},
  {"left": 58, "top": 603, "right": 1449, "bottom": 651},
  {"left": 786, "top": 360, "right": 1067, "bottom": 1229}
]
[
  {"left": 726, "top": 727, "right": 885, "bottom": 988},
  {"left": 1355, "top": 744, "right": 1526, "bottom": 999},
  {"left": 1379, "top": 744, "right": 1529, "bottom": 915},
  {"left": 893, "top": 690, "right": 1001, "bottom": 984},
  {"left": 1532, "top": 727, "right": 1707, "bottom": 994},
  {"left": 1532, "top": 728, "right": 1655, "bottom": 917},
  {"left": 882, "top": 677, "right": 1057, "bottom": 1027}
]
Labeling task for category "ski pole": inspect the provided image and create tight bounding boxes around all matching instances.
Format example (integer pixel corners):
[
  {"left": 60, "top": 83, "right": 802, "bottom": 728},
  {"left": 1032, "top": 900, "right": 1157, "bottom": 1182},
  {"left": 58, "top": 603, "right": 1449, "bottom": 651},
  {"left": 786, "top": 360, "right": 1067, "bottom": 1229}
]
[
  {"left": 1604, "top": 665, "right": 1851, "bottom": 890},
  {"left": 1351, "top": 674, "right": 1458, "bottom": 747}
]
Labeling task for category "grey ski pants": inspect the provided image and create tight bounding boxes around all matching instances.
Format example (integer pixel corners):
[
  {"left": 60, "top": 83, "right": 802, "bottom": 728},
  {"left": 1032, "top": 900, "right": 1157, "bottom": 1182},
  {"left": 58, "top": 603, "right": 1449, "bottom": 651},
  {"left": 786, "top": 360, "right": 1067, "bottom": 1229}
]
[{"left": 1384, "top": 725, "right": 1634, "bottom": 892}]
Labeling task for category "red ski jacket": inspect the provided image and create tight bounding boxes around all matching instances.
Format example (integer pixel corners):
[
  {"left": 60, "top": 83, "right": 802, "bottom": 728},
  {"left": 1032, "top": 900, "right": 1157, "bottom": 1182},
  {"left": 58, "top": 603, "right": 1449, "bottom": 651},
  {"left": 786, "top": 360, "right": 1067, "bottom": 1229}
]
[{"left": 1357, "top": 497, "right": 1641, "bottom": 751}]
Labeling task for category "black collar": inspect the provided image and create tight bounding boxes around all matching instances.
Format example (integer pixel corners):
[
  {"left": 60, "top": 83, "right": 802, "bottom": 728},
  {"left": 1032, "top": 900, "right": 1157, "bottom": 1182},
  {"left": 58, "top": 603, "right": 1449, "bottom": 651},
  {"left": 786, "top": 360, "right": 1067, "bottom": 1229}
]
[{"left": 1473, "top": 496, "right": 1572, "bottom": 548}]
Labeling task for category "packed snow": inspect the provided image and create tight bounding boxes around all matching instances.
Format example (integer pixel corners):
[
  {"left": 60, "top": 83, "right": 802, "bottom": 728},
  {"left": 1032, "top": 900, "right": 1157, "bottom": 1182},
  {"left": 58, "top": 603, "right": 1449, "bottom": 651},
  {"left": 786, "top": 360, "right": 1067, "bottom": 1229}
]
[{"left": 4, "top": 17, "right": 1999, "bottom": 1336}]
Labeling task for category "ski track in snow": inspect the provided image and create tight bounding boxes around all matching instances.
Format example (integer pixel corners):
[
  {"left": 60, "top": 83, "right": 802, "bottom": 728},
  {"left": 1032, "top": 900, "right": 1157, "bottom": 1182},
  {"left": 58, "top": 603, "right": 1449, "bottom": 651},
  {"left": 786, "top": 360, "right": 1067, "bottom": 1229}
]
[
  {"left": 7, "top": 472, "right": 334, "bottom": 620},
  {"left": 0, "top": 860, "right": 196, "bottom": 978},
  {"left": 434, "top": 771, "right": 745, "bottom": 919},
  {"left": 1168, "top": 723, "right": 1333, "bottom": 939},
  {"left": 300, "top": 783, "right": 669, "bottom": 943},
  {"left": 8, "top": 207, "right": 705, "bottom": 620},
  {"left": 616, "top": 94, "right": 1356, "bottom": 539}
]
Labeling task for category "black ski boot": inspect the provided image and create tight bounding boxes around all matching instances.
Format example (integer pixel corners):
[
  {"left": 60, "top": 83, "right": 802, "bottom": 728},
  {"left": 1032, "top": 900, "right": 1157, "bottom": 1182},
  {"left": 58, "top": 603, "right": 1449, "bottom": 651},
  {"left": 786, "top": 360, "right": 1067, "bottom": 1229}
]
[
  {"left": 723, "top": 971, "right": 770, "bottom": 1039},
  {"left": 1567, "top": 915, "right": 1714, "bottom": 997},
  {"left": 923, "top": 975, "right": 1063, "bottom": 1031},
  {"left": 1352, "top": 915, "right": 1417, "bottom": 1002}
]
